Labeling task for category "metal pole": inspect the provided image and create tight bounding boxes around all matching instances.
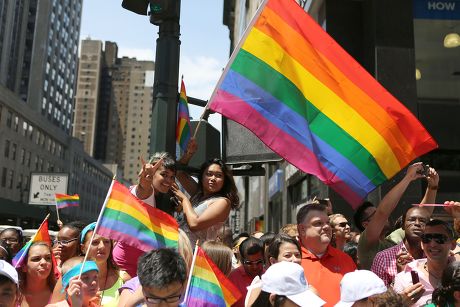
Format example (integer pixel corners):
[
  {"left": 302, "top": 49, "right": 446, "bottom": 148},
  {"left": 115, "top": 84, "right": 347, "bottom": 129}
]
[{"left": 149, "top": 0, "right": 181, "bottom": 156}]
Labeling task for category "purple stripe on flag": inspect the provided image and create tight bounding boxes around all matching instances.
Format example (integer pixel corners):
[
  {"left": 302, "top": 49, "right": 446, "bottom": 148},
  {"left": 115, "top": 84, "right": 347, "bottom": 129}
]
[{"left": 211, "top": 90, "right": 364, "bottom": 207}]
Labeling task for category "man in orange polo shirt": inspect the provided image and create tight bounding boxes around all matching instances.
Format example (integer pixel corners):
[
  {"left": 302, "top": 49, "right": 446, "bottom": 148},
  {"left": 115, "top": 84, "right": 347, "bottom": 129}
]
[{"left": 297, "top": 203, "right": 356, "bottom": 307}]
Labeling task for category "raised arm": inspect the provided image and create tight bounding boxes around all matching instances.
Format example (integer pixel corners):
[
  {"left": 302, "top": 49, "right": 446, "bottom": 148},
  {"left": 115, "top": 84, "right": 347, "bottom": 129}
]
[
  {"left": 365, "top": 162, "right": 425, "bottom": 245},
  {"left": 420, "top": 166, "right": 439, "bottom": 215},
  {"left": 135, "top": 158, "right": 163, "bottom": 200},
  {"left": 176, "top": 138, "right": 199, "bottom": 196},
  {"left": 171, "top": 185, "right": 231, "bottom": 231}
]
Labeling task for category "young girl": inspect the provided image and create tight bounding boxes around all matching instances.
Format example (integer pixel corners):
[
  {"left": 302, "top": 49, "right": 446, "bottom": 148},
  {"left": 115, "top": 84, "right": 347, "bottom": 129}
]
[
  {"left": 47, "top": 257, "right": 100, "bottom": 307},
  {"left": 19, "top": 242, "right": 57, "bottom": 307},
  {"left": 80, "top": 223, "right": 129, "bottom": 307},
  {"left": 174, "top": 157, "right": 240, "bottom": 244}
]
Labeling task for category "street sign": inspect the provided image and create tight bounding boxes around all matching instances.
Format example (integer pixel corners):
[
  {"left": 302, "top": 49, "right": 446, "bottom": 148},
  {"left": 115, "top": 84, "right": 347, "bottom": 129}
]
[{"left": 28, "top": 173, "right": 69, "bottom": 205}]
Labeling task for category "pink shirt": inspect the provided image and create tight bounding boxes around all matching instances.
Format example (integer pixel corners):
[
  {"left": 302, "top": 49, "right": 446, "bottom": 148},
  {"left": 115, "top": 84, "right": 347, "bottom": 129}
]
[{"left": 393, "top": 258, "right": 434, "bottom": 307}]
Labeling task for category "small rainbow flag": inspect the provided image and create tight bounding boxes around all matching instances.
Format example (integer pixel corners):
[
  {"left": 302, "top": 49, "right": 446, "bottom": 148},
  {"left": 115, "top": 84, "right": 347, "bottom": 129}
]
[
  {"left": 55, "top": 193, "right": 79, "bottom": 209},
  {"left": 176, "top": 78, "right": 192, "bottom": 152},
  {"left": 96, "top": 180, "right": 179, "bottom": 251},
  {"left": 184, "top": 246, "right": 241, "bottom": 306},
  {"left": 12, "top": 216, "right": 60, "bottom": 278},
  {"left": 208, "top": 0, "right": 437, "bottom": 207}
]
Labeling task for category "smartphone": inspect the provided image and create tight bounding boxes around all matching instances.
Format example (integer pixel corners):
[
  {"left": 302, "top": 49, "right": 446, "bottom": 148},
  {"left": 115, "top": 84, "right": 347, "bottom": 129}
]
[{"left": 411, "top": 271, "right": 420, "bottom": 284}]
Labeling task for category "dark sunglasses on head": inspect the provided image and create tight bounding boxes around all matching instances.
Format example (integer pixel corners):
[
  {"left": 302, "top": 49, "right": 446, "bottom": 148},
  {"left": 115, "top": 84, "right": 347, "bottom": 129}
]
[
  {"left": 420, "top": 233, "right": 449, "bottom": 244},
  {"left": 337, "top": 222, "right": 350, "bottom": 227}
]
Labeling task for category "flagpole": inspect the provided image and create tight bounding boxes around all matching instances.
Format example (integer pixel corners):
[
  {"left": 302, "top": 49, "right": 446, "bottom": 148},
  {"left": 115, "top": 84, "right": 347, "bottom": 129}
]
[
  {"left": 13, "top": 213, "right": 50, "bottom": 268},
  {"left": 196, "top": 0, "right": 269, "bottom": 124},
  {"left": 78, "top": 178, "right": 116, "bottom": 278},
  {"left": 54, "top": 197, "right": 61, "bottom": 222},
  {"left": 182, "top": 240, "right": 199, "bottom": 304}
]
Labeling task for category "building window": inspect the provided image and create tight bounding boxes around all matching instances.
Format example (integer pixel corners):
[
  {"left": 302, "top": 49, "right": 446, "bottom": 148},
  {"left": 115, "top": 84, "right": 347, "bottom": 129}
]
[
  {"left": 20, "top": 148, "right": 25, "bottom": 164},
  {"left": 11, "top": 143, "right": 16, "bottom": 160},
  {"left": 25, "top": 151, "right": 31, "bottom": 167},
  {"left": 22, "top": 121, "right": 28, "bottom": 136},
  {"left": 4, "top": 140, "right": 10, "bottom": 158},
  {"left": 13, "top": 115, "right": 18, "bottom": 132},
  {"left": 6, "top": 111, "right": 12, "bottom": 128},
  {"left": 1, "top": 168, "right": 6, "bottom": 187},
  {"left": 7, "top": 170, "right": 13, "bottom": 189}
]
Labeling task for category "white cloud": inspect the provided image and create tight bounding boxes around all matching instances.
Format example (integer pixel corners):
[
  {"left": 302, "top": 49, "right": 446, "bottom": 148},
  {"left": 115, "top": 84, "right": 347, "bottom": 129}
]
[{"left": 179, "top": 55, "right": 226, "bottom": 101}]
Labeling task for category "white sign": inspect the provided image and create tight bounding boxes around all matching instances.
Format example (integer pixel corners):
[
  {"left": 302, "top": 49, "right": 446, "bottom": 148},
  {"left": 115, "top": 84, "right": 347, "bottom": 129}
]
[{"left": 29, "top": 173, "right": 69, "bottom": 205}]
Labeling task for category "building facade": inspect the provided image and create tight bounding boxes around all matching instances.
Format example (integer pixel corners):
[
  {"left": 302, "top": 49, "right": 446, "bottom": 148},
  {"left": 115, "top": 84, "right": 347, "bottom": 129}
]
[
  {"left": 72, "top": 39, "right": 155, "bottom": 184},
  {"left": 223, "top": 0, "right": 460, "bottom": 233},
  {"left": 0, "top": 1, "right": 112, "bottom": 228}
]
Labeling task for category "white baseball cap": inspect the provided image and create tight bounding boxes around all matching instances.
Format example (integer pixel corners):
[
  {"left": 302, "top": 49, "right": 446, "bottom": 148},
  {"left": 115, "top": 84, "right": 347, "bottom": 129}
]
[
  {"left": 0, "top": 260, "right": 18, "bottom": 285},
  {"left": 335, "top": 270, "right": 387, "bottom": 307},
  {"left": 261, "top": 261, "right": 325, "bottom": 307}
]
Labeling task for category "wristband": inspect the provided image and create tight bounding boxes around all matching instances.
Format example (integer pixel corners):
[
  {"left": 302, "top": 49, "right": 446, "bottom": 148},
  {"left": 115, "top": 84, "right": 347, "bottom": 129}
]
[{"left": 428, "top": 185, "right": 438, "bottom": 190}]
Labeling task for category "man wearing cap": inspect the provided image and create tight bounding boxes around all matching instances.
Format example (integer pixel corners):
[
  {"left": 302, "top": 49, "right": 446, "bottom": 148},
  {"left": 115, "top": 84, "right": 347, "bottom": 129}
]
[
  {"left": 0, "top": 260, "right": 19, "bottom": 307},
  {"left": 297, "top": 203, "right": 356, "bottom": 306},
  {"left": 371, "top": 206, "right": 431, "bottom": 286}
]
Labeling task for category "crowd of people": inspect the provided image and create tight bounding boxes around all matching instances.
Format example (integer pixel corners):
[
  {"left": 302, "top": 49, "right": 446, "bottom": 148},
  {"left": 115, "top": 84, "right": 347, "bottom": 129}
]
[{"left": 0, "top": 141, "right": 459, "bottom": 307}]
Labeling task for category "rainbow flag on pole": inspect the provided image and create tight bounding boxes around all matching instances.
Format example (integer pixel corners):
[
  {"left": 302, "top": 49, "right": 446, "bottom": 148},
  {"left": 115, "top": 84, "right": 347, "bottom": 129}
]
[
  {"left": 208, "top": 0, "right": 437, "bottom": 207},
  {"left": 12, "top": 215, "right": 60, "bottom": 278},
  {"left": 96, "top": 180, "right": 179, "bottom": 251},
  {"left": 184, "top": 246, "right": 241, "bottom": 306},
  {"left": 176, "top": 78, "right": 192, "bottom": 152},
  {"left": 55, "top": 193, "right": 79, "bottom": 209}
]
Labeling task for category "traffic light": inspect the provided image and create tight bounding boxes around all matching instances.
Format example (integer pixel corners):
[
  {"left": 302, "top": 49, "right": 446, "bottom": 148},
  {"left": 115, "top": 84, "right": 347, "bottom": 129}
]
[
  {"left": 121, "top": 0, "right": 149, "bottom": 15},
  {"left": 121, "top": 0, "right": 179, "bottom": 25},
  {"left": 148, "top": 0, "right": 179, "bottom": 25}
]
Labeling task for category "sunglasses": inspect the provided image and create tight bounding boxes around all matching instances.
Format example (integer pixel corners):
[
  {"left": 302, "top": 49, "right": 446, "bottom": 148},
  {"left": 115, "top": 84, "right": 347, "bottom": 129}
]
[
  {"left": 337, "top": 222, "right": 350, "bottom": 228},
  {"left": 243, "top": 259, "right": 264, "bottom": 266},
  {"left": 420, "top": 233, "right": 449, "bottom": 244}
]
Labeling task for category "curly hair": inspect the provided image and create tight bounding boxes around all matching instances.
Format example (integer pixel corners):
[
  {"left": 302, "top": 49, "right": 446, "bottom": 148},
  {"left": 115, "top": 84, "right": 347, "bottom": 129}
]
[
  {"left": 197, "top": 158, "right": 239, "bottom": 209},
  {"left": 432, "top": 261, "right": 460, "bottom": 306}
]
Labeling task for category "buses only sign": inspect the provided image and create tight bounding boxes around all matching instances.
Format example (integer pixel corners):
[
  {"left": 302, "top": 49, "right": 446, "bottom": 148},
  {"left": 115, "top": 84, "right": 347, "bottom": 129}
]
[{"left": 29, "top": 173, "right": 69, "bottom": 205}]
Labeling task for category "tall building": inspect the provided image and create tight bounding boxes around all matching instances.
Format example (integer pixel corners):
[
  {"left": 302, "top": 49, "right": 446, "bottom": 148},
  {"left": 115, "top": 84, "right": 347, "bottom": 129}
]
[
  {"left": 0, "top": 1, "right": 112, "bottom": 228},
  {"left": 0, "top": 0, "right": 82, "bottom": 135},
  {"left": 106, "top": 57, "right": 154, "bottom": 184},
  {"left": 73, "top": 39, "right": 155, "bottom": 184},
  {"left": 73, "top": 39, "right": 103, "bottom": 156}
]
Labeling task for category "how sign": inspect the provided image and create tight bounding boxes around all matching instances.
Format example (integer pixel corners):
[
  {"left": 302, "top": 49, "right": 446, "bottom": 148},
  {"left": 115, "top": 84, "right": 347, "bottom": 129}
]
[{"left": 28, "top": 173, "right": 68, "bottom": 205}]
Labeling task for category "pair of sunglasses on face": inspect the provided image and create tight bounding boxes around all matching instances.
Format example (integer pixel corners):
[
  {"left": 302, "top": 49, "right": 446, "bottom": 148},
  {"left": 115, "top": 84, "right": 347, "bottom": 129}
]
[{"left": 420, "top": 233, "right": 450, "bottom": 244}]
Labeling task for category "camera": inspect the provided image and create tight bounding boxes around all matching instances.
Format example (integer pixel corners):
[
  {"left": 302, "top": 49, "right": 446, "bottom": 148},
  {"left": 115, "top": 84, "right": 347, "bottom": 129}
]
[{"left": 416, "top": 164, "right": 430, "bottom": 177}]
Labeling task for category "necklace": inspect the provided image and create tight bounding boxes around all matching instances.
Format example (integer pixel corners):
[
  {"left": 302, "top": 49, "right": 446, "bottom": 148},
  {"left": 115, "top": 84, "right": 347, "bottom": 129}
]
[{"left": 424, "top": 262, "right": 442, "bottom": 283}]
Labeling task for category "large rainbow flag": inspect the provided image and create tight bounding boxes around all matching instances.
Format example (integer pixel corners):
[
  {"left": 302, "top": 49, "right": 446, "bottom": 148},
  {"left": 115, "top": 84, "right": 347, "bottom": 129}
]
[
  {"left": 184, "top": 246, "right": 241, "bottom": 306},
  {"left": 208, "top": 0, "right": 437, "bottom": 207},
  {"left": 12, "top": 216, "right": 60, "bottom": 278},
  {"left": 96, "top": 180, "right": 179, "bottom": 251},
  {"left": 176, "top": 78, "right": 191, "bottom": 152},
  {"left": 55, "top": 193, "right": 79, "bottom": 209}
]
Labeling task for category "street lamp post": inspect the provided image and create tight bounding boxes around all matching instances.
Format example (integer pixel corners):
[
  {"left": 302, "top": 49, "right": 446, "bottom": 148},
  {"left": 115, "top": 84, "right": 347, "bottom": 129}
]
[{"left": 121, "top": 0, "right": 182, "bottom": 157}]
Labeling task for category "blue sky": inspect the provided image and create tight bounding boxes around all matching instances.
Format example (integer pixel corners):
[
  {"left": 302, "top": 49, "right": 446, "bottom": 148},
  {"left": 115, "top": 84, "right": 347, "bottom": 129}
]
[{"left": 80, "top": 0, "right": 231, "bottom": 128}]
